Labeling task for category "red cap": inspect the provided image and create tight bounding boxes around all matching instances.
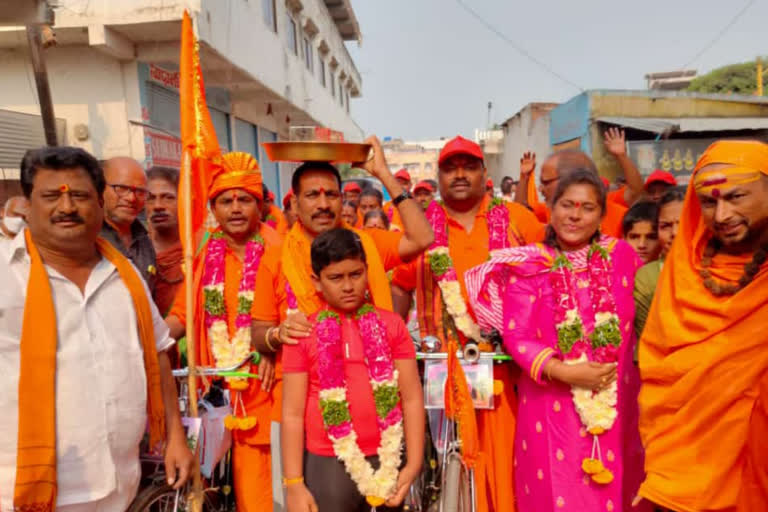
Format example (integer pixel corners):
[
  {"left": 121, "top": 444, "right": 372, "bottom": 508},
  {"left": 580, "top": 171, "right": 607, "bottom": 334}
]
[
  {"left": 394, "top": 169, "right": 411, "bottom": 181},
  {"left": 439, "top": 136, "right": 484, "bottom": 166},
  {"left": 600, "top": 177, "right": 610, "bottom": 188},
  {"left": 282, "top": 189, "right": 293, "bottom": 209},
  {"left": 486, "top": 178, "right": 494, "bottom": 189},
  {"left": 644, "top": 170, "right": 678, "bottom": 189},
  {"left": 343, "top": 182, "right": 362, "bottom": 193},
  {"left": 413, "top": 180, "right": 434, "bottom": 193}
]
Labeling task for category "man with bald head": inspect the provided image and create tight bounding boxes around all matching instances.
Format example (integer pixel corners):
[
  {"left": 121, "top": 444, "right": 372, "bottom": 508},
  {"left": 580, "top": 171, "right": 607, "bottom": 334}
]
[
  {"left": 100, "top": 156, "right": 157, "bottom": 286},
  {"left": 515, "top": 149, "right": 628, "bottom": 237},
  {"left": 0, "top": 196, "right": 30, "bottom": 239}
]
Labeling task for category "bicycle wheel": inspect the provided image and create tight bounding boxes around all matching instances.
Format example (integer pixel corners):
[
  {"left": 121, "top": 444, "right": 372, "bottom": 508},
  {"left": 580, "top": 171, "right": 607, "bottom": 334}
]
[
  {"left": 439, "top": 452, "right": 470, "bottom": 512},
  {"left": 128, "top": 484, "right": 221, "bottom": 512}
]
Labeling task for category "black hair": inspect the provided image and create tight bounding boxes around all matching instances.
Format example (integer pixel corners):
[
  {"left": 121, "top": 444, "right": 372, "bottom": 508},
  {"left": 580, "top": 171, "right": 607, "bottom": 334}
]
[
  {"left": 621, "top": 200, "right": 659, "bottom": 236},
  {"left": 658, "top": 186, "right": 686, "bottom": 208},
  {"left": 359, "top": 187, "right": 383, "bottom": 206},
  {"left": 544, "top": 168, "right": 607, "bottom": 248},
  {"left": 363, "top": 209, "right": 390, "bottom": 230},
  {"left": 500, "top": 176, "right": 515, "bottom": 194},
  {"left": 147, "top": 166, "right": 179, "bottom": 187},
  {"left": 21, "top": 146, "right": 105, "bottom": 198},
  {"left": 342, "top": 200, "right": 358, "bottom": 209},
  {"left": 311, "top": 227, "right": 367, "bottom": 275},
  {"left": 262, "top": 183, "right": 270, "bottom": 198},
  {"left": 425, "top": 179, "right": 438, "bottom": 191},
  {"left": 291, "top": 161, "right": 342, "bottom": 194}
]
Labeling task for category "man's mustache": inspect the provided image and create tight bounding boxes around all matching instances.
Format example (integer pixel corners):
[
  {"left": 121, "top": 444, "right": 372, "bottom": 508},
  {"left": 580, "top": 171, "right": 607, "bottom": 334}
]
[
  {"left": 312, "top": 209, "right": 335, "bottom": 220},
  {"left": 52, "top": 214, "right": 84, "bottom": 224},
  {"left": 450, "top": 179, "right": 471, "bottom": 187}
]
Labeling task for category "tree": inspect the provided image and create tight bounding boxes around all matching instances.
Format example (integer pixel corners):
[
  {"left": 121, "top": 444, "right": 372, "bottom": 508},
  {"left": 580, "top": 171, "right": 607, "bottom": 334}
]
[{"left": 686, "top": 61, "right": 766, "bottom": 95}]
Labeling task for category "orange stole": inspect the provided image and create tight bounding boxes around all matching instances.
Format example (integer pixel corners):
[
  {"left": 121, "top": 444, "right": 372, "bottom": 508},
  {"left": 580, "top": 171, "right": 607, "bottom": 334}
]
[
  {"left": 281, "top": 222, "right": 393, "bottom": 314},
  {"left": 15, "top": 232, "right": 166, "bottom": 512}
]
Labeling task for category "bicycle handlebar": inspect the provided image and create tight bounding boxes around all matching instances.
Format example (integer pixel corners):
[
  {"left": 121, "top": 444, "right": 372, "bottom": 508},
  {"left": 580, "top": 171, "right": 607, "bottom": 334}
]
[
  {"left": 171, "top": 351, "right": 262, "bottom": 378},
  {"left": 416, "top": 351, "right": 512, "bottom": 362}
]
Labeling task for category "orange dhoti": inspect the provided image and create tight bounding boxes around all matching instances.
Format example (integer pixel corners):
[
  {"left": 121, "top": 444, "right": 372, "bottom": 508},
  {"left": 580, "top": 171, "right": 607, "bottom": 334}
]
[{"left": 232, "top": 443, "right": 273, "bottom": 512}]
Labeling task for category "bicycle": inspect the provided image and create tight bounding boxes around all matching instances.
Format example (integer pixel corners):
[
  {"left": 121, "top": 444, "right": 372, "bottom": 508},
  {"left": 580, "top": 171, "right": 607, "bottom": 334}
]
[
  {"left": 128, "top": 353, "right": 261, "bottom": 512},
  {"left": 406, "top": 342, "right": 512, "bottom": 512}
]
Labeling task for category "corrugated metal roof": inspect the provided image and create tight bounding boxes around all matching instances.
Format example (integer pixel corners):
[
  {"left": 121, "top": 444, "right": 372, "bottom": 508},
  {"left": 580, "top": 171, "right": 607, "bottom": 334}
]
[
  {"left": 0, "top": 109, "right": 65, "bottom": 169},
  {"left": 596, "top": 116, "right": 768, "bottom": 134}
]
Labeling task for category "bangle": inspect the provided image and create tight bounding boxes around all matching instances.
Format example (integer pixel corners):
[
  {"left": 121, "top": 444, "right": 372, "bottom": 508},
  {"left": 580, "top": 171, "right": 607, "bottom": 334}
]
[
  {"left": 265, "top": 327, "right": 278, "bottom": 352},
  {"left": 282, "top": 476, "right": 304, "bottom": 487}
]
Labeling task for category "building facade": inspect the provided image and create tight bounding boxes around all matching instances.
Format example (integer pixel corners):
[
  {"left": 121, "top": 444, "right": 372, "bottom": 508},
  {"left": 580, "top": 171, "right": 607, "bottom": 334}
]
[
  {"left": 0, "top": 0, "right": 364, "bottom": 199},
  {"left": 381, "top": 138, "right": 441, "bottom": 182}
]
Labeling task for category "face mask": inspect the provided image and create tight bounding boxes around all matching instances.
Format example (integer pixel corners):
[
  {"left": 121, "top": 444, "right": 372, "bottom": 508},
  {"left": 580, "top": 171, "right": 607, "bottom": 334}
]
[{"left": 3, "top": 216, "right": 26, "bottom": 235}]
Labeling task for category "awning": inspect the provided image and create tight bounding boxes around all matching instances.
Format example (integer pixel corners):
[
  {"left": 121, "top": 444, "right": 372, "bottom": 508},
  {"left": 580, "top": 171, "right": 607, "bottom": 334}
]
[{"left": 596, "top": 116, "right": 768, "bottom": 134}]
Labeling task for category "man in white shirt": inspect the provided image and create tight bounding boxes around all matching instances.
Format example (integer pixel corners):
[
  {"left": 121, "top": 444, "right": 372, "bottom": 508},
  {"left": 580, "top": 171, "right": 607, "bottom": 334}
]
[{"left": 0, "top": 146, "right": 193, "bottom": 512}]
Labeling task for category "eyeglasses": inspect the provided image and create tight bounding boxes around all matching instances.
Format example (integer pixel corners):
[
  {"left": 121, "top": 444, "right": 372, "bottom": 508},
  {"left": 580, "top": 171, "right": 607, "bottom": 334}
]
[
  {"left": 108, "top": 183, "right": 149, "bottom": 201},
  {"left": 540, "top": 176, "right": 560, "bottom": 187}
]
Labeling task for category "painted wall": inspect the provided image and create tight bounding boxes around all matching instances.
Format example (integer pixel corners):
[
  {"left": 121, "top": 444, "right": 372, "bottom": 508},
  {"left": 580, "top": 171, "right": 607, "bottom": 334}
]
[
  {"left": 549, "top": 92, "right": 591, "bottom": 153},
  {"left": 498, "top": 104, "right": 556, "bottom": 185}
]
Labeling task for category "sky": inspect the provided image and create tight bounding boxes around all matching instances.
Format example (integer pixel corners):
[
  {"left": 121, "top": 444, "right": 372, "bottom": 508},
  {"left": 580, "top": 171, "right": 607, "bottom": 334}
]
[{"left": 346, "top": 0, "right": 768, "bottom": 141}]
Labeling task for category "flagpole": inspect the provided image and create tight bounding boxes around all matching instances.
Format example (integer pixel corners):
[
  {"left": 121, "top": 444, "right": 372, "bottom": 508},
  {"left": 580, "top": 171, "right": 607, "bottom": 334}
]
[{"left": 182, "top": 150, "right": 203, "bottom": 512}]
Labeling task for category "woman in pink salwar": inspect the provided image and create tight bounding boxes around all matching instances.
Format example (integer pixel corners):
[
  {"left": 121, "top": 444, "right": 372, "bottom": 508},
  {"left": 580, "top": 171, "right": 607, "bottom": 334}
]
[{"left": 466, "top": 170, "right": 650, "bottom": 512}]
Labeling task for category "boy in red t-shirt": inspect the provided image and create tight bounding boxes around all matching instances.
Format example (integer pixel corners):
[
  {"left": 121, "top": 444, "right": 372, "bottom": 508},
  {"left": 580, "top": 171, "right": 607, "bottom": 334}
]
[{"left": 281, "top": 228, "right": 424, "bottom": 512}]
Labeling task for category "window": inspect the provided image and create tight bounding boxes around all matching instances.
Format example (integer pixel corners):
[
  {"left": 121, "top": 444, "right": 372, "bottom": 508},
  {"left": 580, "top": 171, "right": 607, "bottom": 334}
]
[
  {"left": 286, "top": 17, "right": 298, "bottom": 55},
  {"left": 262, "top": 0, "right": 276, "bottom": 32},
  {"left": 319, "top": 58, "right": 326, "bottom": 87},
  {"left": 303, "top": 37, "right": 313, "bottom": 73},
  {"left": 330, "top": 72, "right": 335, "bottom": 97}
]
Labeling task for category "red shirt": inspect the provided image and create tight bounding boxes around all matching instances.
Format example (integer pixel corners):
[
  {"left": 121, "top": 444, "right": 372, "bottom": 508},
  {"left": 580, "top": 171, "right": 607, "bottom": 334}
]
[{"left": 282, "top": 308, "right": 415, "bottom": 456}]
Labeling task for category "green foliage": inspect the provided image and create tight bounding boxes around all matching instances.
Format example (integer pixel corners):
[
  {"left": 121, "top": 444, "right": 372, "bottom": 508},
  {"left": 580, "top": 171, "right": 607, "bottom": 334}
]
[
  {"left": 320, "top": 399, "right": 351, "bottom": 426},
  {"left": 204, "top": 288, "right": 225, "bottom": 316},
  {"left": 557, "top": 319, "right": 584, "bottom": 354},
  {"left": 428, "top": 252, "right": 452, "bottom": 277},
  {"left": 686, "top": 62, "right": 766, "bottom": 95},
  {"left": 590, "top": 317, "right": 622, "bottom": 348},
  {"left": 373, "top": 384, "right": 400, "bottom": 419}
]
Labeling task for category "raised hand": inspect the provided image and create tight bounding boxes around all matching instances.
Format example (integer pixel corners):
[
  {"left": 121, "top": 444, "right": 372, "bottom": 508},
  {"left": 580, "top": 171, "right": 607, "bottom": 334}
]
[
  {"left": 603, "top": 127, "right": 627, "bottom": 157},
  {"left": 520, "top": 151, "right": 536, "bottom": 177}
]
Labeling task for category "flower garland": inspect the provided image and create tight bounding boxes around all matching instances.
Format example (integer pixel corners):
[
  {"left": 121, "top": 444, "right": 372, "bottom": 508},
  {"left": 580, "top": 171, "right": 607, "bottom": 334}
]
[
  {"left": 202, "top": 231, "right": 265, "bottom": 431},
  {"left": 316, "top": 304, "right": 403, "bottom": 507},
  {"left": 549, "top": 241, "right": 622, "bottom": 485},
  {"left": 425, "top": 198, "right": 515, "bottom": 344}
]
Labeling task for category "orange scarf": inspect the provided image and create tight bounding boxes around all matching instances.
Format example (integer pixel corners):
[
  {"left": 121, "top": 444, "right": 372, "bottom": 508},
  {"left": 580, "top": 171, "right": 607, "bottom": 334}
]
[
  {"left": 282, "top": 222, "right": 393, "bottom": 314},
  {"left": 638, "top": 140, "right": 768, "bottom": 511},
  {"left": 15, "top": 231, "right": 166, "bottom": 512}
]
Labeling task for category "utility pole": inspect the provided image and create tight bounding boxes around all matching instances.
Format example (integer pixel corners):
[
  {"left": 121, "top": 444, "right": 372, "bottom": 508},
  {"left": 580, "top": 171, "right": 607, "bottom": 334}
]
[
  {"left": 26, "top": 23, "right": 57, "bottom": 146},
  {"left": 486, "top": 101, "right": 492, "bottom": 129}
]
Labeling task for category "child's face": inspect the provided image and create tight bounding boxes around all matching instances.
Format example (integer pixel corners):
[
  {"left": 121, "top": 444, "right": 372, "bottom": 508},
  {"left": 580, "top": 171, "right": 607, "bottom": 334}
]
[
  {"left": 624, "top": 220, "right": 660, "bottom": 263},
  {"left": 313, "top": 257, "right": 368, "bottom": 313}
]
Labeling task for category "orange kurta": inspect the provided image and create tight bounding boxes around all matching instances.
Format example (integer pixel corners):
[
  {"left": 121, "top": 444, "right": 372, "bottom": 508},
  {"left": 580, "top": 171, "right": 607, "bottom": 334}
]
[
  {"left": 251, "top": 224, "right": 404, "bottom": 323},
  {"left": 638, "top": 140, "right": 768, "bottom": 512},
  {"left": 607, "top": 186, "right": 629, "bottom": 208},
  {"left": 383, "top": 200, "right": 404, "bottom": 230},
  {"left": 531, "top": 200, "right": 627, "bottom": 238},
  {"left": 170, "top": 223, "right": 282, "bottom": 512},
  {"left": 392, "top": 196, "right": 545, "bottom": 512}
]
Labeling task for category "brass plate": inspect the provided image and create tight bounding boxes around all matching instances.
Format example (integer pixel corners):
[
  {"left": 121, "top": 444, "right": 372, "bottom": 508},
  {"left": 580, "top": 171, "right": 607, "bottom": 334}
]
[{"left": 261, "top": 142, "right": 372, "bottom": 163}]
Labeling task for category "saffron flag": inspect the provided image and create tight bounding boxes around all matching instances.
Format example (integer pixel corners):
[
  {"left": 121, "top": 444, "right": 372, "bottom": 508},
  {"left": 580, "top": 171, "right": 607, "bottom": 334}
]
[{"left": 179, "top": 10, "right": 223, "bottom": 254}]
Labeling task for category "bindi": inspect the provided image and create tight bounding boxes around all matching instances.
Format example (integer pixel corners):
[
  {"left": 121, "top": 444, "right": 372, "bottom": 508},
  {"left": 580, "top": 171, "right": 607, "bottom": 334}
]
[
  {"left": 59, "top": 184, "right": 70, "bottom": 193},
  {"left": 711, "top": 189, "right": 720, "bottom": 198}
]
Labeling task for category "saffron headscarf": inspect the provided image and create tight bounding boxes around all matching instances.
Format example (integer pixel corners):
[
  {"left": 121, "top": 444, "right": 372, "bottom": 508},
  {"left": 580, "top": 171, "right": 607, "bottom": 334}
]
[
  {"left": 637, "top": 140, "right": 768, "bottom": 511},
  {"left": 208, "top": 151, "right": 264, "bottom": 201}
]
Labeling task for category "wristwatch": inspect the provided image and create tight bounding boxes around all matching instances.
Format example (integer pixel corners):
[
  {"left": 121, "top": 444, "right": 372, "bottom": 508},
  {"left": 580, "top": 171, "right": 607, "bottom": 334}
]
[{"left": 392, "top": 190, "right": 413, "bottom": 206}]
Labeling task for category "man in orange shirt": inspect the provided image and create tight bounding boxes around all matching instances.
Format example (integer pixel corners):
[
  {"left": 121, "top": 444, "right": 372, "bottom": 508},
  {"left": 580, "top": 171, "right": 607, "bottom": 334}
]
[
  {"left": 516, "top": 148, "right": 628, "bottom": 237},
  {"left": 166, "top": 152, "right": 282, "bottom": 512},
  {"left": 250, "top": 136, "right": 433, "bottom": 352},
  {"left": 637, "top": 140, "right": 768, "bottom": 512},
  {"left": 391, "top": 136, "right": 545, "bottom": 512}
]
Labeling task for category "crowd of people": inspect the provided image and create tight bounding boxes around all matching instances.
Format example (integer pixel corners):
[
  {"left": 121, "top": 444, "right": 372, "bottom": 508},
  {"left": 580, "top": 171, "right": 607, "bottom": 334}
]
[{"left": 0, "top": 131, "right": 766, "bottom": 512}]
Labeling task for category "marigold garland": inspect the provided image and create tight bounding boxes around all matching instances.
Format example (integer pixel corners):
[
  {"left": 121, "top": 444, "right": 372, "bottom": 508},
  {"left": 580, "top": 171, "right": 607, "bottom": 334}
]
[
  {"left": 549, "top": 238, "right": 621, "bottom": 484},
  {"left": 202, "top": 230, "right": 264, "bottom": 431},
  {"left": 316, "top": 305, "right": 404, "bottom": 506}
]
